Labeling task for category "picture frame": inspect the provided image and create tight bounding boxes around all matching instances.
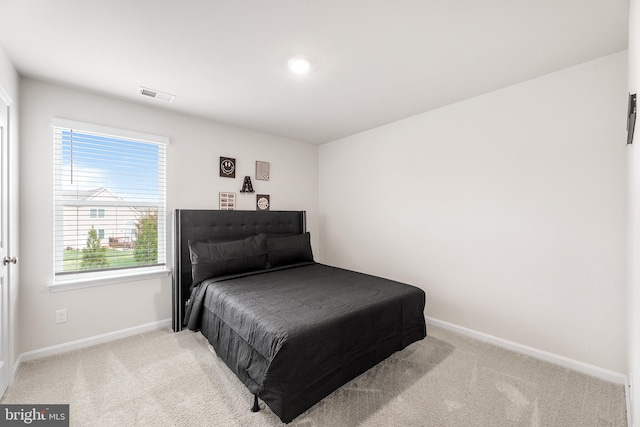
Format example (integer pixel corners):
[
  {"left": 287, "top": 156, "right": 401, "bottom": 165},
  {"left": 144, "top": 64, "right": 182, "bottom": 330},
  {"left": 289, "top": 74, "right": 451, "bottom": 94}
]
[
  {"left": 256, "top": 194, "right": 270, "bottom": 211},
  {"left": 256, "top": 161, "right": 270, "bottom": 181},
  {"left": 219, "top": 192, "right": 236, "bottom": 210},
  {"left": 219, "top": 156, "right": 236, "bottom": 178}
]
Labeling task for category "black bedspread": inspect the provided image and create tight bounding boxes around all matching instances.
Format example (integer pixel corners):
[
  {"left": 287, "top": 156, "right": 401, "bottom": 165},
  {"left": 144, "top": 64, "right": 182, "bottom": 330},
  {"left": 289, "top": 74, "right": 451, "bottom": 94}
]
[{"left": 185, "top": 262, "right": 426, "bottom": 423}]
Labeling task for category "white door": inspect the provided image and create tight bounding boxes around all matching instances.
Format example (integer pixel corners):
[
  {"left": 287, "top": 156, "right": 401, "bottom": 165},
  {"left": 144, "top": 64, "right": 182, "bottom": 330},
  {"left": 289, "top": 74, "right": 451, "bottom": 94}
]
[{"left": 0, "top": 89, "right": 14, "bottom": 397}]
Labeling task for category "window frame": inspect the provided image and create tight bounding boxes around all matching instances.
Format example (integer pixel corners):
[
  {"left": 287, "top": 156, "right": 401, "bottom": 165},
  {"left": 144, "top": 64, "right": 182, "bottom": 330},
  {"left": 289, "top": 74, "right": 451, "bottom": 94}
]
[{"left": 50, "top": 118, "right": 170, "bottom": 292}]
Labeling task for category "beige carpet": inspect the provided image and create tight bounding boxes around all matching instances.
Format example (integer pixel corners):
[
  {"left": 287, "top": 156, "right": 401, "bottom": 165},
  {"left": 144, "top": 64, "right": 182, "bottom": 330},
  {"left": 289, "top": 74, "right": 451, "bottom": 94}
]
[{"left": 1, "top": 326, "right": 627, "bottom": 426}]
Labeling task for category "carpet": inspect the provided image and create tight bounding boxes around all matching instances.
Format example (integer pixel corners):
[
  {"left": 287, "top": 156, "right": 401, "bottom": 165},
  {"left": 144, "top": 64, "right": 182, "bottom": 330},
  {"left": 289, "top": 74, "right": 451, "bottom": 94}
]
[{"left": 1, "top": 326, "right": 627, "bottom": 426}]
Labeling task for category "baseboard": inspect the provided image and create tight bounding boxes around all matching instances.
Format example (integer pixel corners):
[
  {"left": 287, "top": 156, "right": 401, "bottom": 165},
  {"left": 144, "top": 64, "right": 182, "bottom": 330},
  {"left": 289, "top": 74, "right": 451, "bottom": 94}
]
[
  {"left": 14, "top": 318, "right": 172, "bottom": 371},
  {"left": 426, "top": 316, "right": 628, "bottom": 386}
]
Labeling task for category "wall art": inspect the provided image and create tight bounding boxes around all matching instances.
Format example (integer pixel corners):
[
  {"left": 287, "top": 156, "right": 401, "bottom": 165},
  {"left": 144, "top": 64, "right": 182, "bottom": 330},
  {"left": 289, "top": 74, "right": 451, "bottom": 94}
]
[
  {"left": 240, "top": 176, "right": 255, "bottom": 193},
  {"left": 219, "top": 156, "right": 236, "bottom": 178},
  {"left": 256, "top": 161, "right": 270, "bottom": 181},
  {"left": 219, "top": 192, "right": 236, "bottom": 210},
  {"left": 256, "top": 194, "right": 270, "bottom": 211}
]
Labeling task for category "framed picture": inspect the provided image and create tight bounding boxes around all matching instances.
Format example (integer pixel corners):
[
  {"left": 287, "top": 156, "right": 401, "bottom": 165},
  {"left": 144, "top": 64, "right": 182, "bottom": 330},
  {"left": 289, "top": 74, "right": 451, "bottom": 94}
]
[
  {"left": 256, "top": 161, "right": 270, "bottom": 181},
  {"left": 219, "top": 192, "right": 236, "bottom": 210},
  {"left": 219, "top": 156, "right": 236, "bottom": 178},
  {"left": 256, "top": 194, "right": 270, "bottom": 211}
]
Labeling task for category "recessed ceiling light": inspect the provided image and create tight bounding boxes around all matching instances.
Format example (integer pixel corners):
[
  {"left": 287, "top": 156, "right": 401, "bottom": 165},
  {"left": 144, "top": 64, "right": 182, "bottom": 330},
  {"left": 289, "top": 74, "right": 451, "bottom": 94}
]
[{"left": 288, "top": 57, "right": 312, "bottom": 75}]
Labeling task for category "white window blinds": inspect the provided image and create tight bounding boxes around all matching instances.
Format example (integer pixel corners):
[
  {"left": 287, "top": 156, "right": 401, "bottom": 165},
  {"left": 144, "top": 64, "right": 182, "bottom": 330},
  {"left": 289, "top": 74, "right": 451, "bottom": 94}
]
[{"left": 53, "top": 119, "right": 167, "bottom": 279}]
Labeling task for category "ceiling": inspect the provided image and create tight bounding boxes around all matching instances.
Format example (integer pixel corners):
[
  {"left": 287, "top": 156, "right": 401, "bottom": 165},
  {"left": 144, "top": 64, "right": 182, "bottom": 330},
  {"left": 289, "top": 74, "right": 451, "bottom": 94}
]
[{"left": 0, "top": 0, "right": 630, "bottom": 144}]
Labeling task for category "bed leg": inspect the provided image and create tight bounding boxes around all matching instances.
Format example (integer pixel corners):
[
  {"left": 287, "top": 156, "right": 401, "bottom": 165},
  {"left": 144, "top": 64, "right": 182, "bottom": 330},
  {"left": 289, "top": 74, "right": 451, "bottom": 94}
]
[{"left": 251, "top": 394, "right": 260, "bottom": 412}]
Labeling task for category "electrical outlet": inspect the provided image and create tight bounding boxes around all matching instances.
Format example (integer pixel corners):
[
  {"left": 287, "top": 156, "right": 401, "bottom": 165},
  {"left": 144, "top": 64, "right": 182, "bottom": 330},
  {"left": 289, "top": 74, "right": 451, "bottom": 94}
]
[{"left": 55, "top": 309, "right": 67, "bottom": 324}]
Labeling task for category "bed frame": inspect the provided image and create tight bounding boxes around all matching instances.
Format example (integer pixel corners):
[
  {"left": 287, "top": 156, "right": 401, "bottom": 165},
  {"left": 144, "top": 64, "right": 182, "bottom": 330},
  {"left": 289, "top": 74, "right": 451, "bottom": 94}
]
[{"left": 172, "top": 209, "right": 307, "bottom": 332}]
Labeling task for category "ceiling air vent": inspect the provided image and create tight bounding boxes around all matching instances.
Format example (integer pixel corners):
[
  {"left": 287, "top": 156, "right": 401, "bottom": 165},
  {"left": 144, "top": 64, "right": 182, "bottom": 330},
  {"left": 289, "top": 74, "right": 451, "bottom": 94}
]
[{"left": 138, "top": 86, "right": 176, "bottom": 103}]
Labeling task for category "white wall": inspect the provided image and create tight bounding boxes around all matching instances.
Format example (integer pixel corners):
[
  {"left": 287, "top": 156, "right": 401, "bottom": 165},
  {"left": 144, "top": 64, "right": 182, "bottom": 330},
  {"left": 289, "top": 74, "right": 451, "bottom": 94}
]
[
  {"left": 628, "top": 0, "right": 639, "bottom": 424},
  {"left": 319, "top": 52, "right": 628, "bottom": 373},
  {"left": 0, "top": 48, "right": 17, "bottom": 98},
  {"left": 19, "top": 78, "right": 319, "bottom": 354}
]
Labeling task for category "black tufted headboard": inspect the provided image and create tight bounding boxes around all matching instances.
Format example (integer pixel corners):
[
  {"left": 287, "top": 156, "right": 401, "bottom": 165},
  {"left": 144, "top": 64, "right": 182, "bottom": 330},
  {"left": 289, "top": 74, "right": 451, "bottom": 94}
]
[{"left": 172, "top": 209, "right": 306, "bottom": 331}]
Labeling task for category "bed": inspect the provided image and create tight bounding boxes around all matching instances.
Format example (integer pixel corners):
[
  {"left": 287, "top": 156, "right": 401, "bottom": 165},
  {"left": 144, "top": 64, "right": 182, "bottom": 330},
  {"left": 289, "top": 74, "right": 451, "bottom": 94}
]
[{"left": 172, "top": 209, "right": 427, "bottom": 423}]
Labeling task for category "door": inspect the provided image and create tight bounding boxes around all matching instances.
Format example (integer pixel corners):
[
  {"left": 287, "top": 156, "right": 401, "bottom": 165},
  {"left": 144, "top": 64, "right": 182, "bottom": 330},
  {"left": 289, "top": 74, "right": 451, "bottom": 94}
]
[{"left": 0, "top": 89, "right": 14, "bottom": 396}]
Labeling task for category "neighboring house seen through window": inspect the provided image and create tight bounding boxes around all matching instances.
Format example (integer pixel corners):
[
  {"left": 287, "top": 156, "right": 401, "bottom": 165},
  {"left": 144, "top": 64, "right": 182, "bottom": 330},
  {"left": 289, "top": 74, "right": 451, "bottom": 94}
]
[{"left": 52, "top": 118, "right": 168, "bottom": 288}]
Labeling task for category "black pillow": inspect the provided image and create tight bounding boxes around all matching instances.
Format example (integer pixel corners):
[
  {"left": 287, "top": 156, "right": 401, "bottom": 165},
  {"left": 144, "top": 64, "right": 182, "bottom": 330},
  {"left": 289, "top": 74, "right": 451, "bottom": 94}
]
[
  {"left": 266, "top": 232, "right": 314, "bottom": 267},
  {"left": 188, "top": 234, "right": 268, "bottom": 284}
]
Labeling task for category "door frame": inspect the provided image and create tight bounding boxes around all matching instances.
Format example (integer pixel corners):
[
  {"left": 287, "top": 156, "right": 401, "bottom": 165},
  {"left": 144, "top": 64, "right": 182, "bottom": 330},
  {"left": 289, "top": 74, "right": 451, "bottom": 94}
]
[{"left": 0, "top": 83, "right": 14, "bottom": 396}]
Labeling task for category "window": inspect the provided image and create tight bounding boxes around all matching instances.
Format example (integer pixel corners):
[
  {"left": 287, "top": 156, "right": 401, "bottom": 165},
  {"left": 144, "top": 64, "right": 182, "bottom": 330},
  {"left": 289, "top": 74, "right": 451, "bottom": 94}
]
[
  {"left": 89, "top": 209, "right": 104, "bottom": 219},
  {"left": 53, "top": 118, "right": 168, "bottom": 289}
]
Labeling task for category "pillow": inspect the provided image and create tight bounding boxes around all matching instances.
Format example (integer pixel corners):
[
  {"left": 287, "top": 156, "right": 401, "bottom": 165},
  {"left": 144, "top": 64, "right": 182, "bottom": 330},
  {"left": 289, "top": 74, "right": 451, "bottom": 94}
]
[
  {"left": 188, "top": 234, "right": 268, "bottom": 284},
  {"left": 266, "top": 232, "right": 314, "bottom": 267}
]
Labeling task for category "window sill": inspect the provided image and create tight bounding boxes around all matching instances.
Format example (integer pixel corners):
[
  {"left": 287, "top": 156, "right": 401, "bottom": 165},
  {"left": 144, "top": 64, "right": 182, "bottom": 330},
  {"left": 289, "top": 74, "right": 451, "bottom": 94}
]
[{"left": 49, "top": 267, "right": 171, "bottom": 292}]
